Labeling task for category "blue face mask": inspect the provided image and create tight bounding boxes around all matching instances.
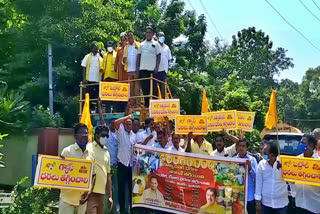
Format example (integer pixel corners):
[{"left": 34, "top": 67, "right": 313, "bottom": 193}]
[
  {"left": 297, "top": 142, "right": 308, "bottom": 154},
  {"left": 76, "top": 140, "right": 87, "bottom": 149},
  {"left": 159, "top": 36, "right": 165, "bottom": 43},
  {"left": 263, "top": 154, "right": 269, "bottom": 161}
]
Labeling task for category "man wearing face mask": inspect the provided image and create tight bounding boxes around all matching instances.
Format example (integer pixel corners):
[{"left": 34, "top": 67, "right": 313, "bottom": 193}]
[
  {"left": 81, "top": 43, "right": 103, "bottom": 98},
  {"left": 255, "top": 141, "right": 289, "bottom": 214},
  {"left": 85, "top": 99, "right": 113, "bottom": 214},
  {"left": 86, "top": 125, "right": 112, "bottom": 214},
  {"left": 102, "top": 41, "right": 118, "bottom": 82},
  {"left": 59, "top": 123, "right": 90, "bottom": 214},
  {"left": 154, "top": 31, "right": 172, "bottom": 98},
  {"left": 294, "top": 134, "right": 320, "bottom": 214}
]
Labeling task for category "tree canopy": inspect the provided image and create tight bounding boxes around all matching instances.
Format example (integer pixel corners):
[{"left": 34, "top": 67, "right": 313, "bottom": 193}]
[{"left": 0, "top": 0, "right": 319, "bottom": 136}]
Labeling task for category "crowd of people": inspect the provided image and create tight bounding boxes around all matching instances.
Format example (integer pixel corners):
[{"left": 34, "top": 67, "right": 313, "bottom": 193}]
[
  {"left": 59, "top": 94, "right": 320, "bottom": 214},
  {"left": 81, "top": 26, "right": 172, "bottom": 108}
]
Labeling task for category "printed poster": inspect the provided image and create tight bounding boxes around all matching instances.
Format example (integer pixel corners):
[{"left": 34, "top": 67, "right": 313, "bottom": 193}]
[
  {"left": 280, "top": 155, "right": 320, "bottom": 187},
  {"left": 99, "top": 82, "right": 130, "bottom": 101},
  {"left": 149, "top": 99, "right": 180, "bottom": 118},
  {"left": 236, "top": 111, "right": 255, "bottom": 132},
  {"left": 204, "top": 110, "right": 237, "bottom": 132},
  {"left": 132, "top": 144, "right": 248, "bottom": 214},
  {"left": 34, "top": 155, "right": 94, "bottom": 191},
  {"left": 175, "top": 115, "right": 208, "bottom": 135}
]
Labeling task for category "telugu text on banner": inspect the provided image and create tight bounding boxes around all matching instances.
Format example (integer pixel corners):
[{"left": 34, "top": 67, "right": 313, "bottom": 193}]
[
  {"left": 149, "top": 99, "right": 180, "bottom": 118},
  {"left": 34, "top": 155, "right": 94, "bottom": 191},
  {"left": 236, "top": 111, "right": 255, "bottom": 132},
  {"left": 175, "top": 115, "right": 208, "bottom": 135},
  {"left": 204, "top": 110, "right": 237, "bottom": 132},
  {"left": 280, "top": 155, "right": 320, "bottom": 187},
  {"left": 132, "top": 144, "right": 248, "bottom": 214},
  {"left": 99, "top": 82, "right": 130, "bottom": 101}
]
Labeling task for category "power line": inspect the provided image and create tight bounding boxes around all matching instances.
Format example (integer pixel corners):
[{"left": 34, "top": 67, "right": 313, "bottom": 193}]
[
  {"left": 298, "top": 0, "right": 320, "bottom": 24},
  {"left": 264, "top": 0, "right": 320, "bottom": 53},
  {"left": 186, "top": 0, "right": 216, "bottom": 42},
  {"left": 311, "top": 0, "right": 320, "bottom": 13},
  {"left": 199, "top": 0, "right": 223, "bottom": 39}
]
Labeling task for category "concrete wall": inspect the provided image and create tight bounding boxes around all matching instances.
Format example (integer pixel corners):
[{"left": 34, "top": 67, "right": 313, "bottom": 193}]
[{"left": 0, "top": 129, "right": 74, "bottom": 188}]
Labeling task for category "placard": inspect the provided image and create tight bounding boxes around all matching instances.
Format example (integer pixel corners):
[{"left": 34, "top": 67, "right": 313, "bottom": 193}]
[
  {"left": 236, "top": 111, "right": 255, "bottom": 132},
  {"left": 175, "top": 115, "right": 208, "bottom": 135},
  {"left": 204, "top": 110, "right": 237, "bottom": 132},
  {"left": 132, "top": 144, "right": 248, "bottom": 214},
  {"left": 99, "top": 82, "right": 130, "bottom": 101},
  {"left": 149, "top": 99, "right": 180, "bottom": 118},
  {"left": 34, "top": 155, "right": 94, "bottom": 191},
  {"left": 280, "top": 155, "right": 320, "bottom": 187}
]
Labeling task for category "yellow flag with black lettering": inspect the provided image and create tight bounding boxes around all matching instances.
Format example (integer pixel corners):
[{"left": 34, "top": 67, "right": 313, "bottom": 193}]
[
  {"left": 80, "top": 93, "right": 93, "bottom": 142},
  {"left": 265, "top": 90, "right": 278, "bottom": 129}
]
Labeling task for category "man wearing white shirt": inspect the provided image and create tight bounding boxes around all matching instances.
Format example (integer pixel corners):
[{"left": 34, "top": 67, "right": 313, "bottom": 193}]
[
  {"left": 81, "top": 43, "right": 103, "bottom": 98},
  {"left": 168, "top": 133, "right": 184, "bottom": 152},
  {"left": 123, "top": 32, "right": 140, "bottom": 107},
  {"left": 154, "top": 32, "right": 172, "bottom": 98},
  {"left": 152, "top": 129, "right": 171, "bottom": 149},
  {"left": 294, "top": 134, "right": 320, "bottom": 214},
  {"left": 136, "top": 117, "right": 157, "bottom": 146},
  {"left": 114, "top": 114, "right": 134, "bottom": 214},
  {"left": 255, "top": 141, "right": 289, "bottom": 214},
  {"left": 210, "top": 133, "right": 239, "bottom": 157}
]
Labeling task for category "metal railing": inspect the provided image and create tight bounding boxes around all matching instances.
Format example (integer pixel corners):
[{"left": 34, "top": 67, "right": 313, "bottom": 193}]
[{"left": 78, "top": 74, "right": 173, "bottom": 116}]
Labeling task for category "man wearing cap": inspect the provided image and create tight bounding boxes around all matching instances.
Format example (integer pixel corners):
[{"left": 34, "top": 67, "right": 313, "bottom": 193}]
[
  {"left": 102, "top": 41, "right": 117, "bottom": 82},
  {"left": 136, "top": 26, "right": 161, "bottom": 107},
  {"left": 115, "top": 32, "right": 128, "bottom": 81},
  {"left": 123, "top": 32, "right": 140, "bottom": 107},
  {"left": 81, "top": 43, "right": 103, "bottom": 98}
]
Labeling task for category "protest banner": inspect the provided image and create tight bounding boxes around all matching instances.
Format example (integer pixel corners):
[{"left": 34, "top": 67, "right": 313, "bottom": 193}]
[
  {"left": 149, "top": 99, "right": 180, "bottom": 118},
  {"left": 280, "top": 155, "right": 320, "bottom": 187},
  {"left": 34, "top": 155, "right": 94, "bottom": 191},
  {"left": 204, "top": 110, "right": 237, "bottom": 132},
  {"left": 99, "top": 82, "right": 130, "bottom": 101},
  {"left": 132, "top": 144, "right": 248, "bottom": 214},
  {"left": 236, "top": 111, "right": 255, "bottom": 132},
  {"left": 175, "top": 115, "right": 208, "bottom": 135}
]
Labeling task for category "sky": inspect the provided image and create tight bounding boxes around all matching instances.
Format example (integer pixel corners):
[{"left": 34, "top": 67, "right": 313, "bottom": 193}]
[{"left": 184, "top": 0, "right": 320, "bottom": 83}]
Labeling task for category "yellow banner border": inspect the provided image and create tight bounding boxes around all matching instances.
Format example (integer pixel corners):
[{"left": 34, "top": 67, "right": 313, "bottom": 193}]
[
  {"left": 203, "top": 110, "right": 238, "bottom": 132},
  {"left": 99, "top": 81, "right": 130, "bottom": 102},
  {"left": 34, "top": 154, "right": 94, "bottom": 191},
  {"left": 174, "top": 115, "right": 208, "bottom": 135}
]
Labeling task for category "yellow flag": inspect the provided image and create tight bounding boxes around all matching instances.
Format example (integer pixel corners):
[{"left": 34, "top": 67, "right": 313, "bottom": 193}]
[
  {"left": 165, "top": 92, "right": 170, "bottom": 99},
  {"left": 157, "top": 85, "right": 162, "bottom": 99},
  {"left": 201, "top": 88, "right": 210, "bottom": 114},
  {"left": 80, "top": 93, "right": 93, "bottom": 142},
  {"left": 265, "top": 89, "right": 278, "bottom": 129}
]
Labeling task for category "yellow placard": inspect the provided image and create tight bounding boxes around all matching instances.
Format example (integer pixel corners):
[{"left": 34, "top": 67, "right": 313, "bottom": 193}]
[
  {"left": 149, "top": 99, "right": 180, "bottom": 118},
  {"left": 237, "top": 111, "right": 255, "bottom": 132},
  {"left": 34, "top": 155, "right": 94, "bottom": 191},
  {"left": 99, "top": 82, "right": 130, "bottom": 101},
  {"left": 204, "top": 110, "right": 237, "bottom": 132},
  {"left": 280, "top": 155, "right": 320, "bottom": 187},
  {"left": 175, "top": 115, "right": 208, "bottom": 135}
]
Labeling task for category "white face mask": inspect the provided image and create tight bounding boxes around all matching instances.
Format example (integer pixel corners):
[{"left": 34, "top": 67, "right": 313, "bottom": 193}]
[
  {"left": 159, "top": 36, "right": 165, "bottom": 43},
  {"left": 99, "top": 137, "right": 108, "bottom": 146},
  {"left": 107, "top": 47, "right": 113, "bottom": 52}
]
